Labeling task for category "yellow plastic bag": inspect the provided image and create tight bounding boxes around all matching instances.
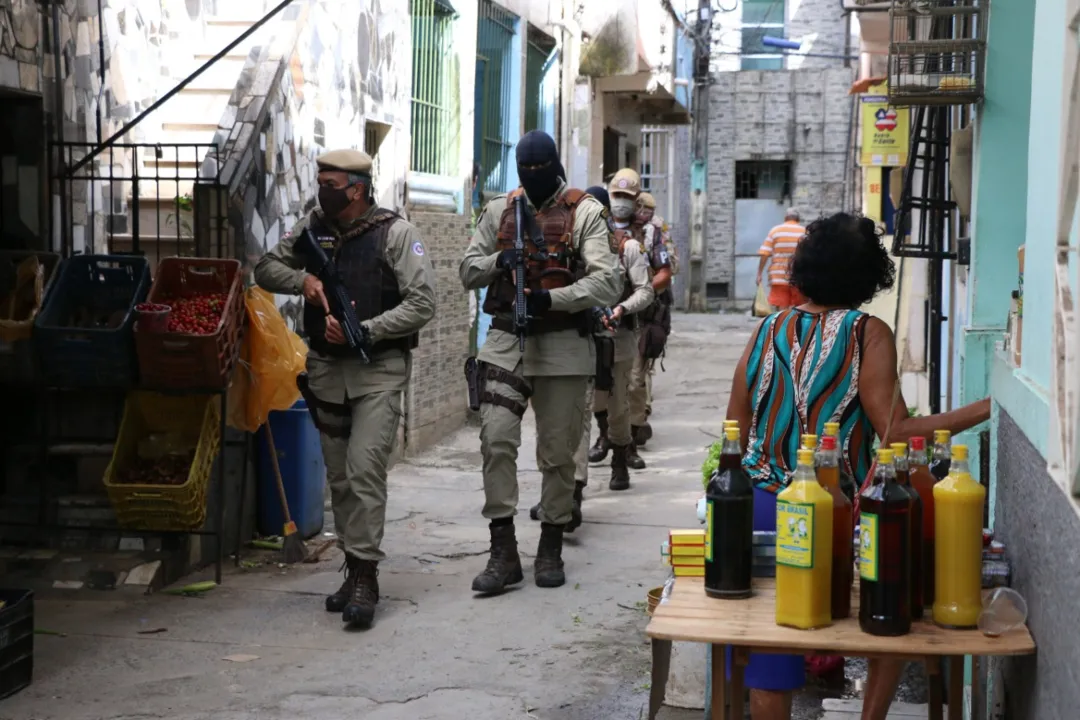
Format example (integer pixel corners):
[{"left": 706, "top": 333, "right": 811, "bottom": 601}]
[
  {"left": 227, "top": 288, "right": 308, "bottom": 432},
  {"left": 753, "top": 284, "right": 771, "bottom": 318}
]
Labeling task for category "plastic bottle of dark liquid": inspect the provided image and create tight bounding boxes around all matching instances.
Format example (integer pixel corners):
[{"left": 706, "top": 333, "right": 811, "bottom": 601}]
[
  {"left": 891, "top": 442, "right": 924, "bottom": 620},
  {"left": 823, "top": 422, "right": 857, "bottom": 504},
  {"left": 908, "top": 436, "right": 937, "bottom": 610},
  {"left": 929, "top": 429, "right": 952, "bottom": 481},
  {"left": 705, "top": 426, "right": 754, "bottom": 598},
  {"left": 859, "top": 448, "right": 913, "bottom": 636},
  {"left": 817, "top": 435, "right": 853, "bottom": 619}
]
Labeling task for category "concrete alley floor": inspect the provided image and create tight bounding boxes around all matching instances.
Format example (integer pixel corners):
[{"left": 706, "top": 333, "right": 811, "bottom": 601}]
[{"left": 3, "top": 312, "right": 925, "bottom": 720}]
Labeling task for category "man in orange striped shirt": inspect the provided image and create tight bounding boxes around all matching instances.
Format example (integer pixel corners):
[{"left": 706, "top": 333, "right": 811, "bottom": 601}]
[{"left": 757, "top": 209, "right": 808, "bottom": 310}]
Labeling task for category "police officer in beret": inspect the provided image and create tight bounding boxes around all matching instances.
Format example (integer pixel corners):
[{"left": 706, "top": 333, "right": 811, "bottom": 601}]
[{"left": 254, "top": 148, "right": 436, "bottom": 629}]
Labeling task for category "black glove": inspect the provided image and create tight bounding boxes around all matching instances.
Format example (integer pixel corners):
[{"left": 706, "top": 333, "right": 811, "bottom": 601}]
[
  {"left": 527, "top": 289, "right": 552, "bottom": 315},
  {"left": 497, "top": 248, "right": 522, "bottom": 274}
]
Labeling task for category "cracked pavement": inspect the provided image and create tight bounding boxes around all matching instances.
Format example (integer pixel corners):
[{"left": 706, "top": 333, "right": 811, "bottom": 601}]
[{"left": 5, "top": 313, "right": 919, "bottom": 720}]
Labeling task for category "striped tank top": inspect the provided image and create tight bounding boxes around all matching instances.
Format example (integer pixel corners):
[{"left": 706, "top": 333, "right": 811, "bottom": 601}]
[{"left": 743, "top": 308, "right": 874, "bottom": 493}]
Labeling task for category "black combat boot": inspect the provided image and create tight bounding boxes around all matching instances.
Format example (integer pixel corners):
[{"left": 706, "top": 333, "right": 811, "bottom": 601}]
[
  {"left": 627, "top": 443, "right": 647, "bottom": 470},
  {"left": 610, "top": 445, "right": 631, "bottom": 491},
  {"left": 471, "top": 521, "right": 524, "bottom": 594},
  {"left": 535, "top": 522, "right": 566, "bottom": 588},
  {"left": 341, "top": 556, "right": 379, "bottom": 628},
  {"left": 632, "top": 424, "right": 651, "bottom": 447},
  {"left": 588, "top": 412, "right": 611, "bottom": 463},
  {"left": 565, "top": 481, "right": 586, "bottom": 533},
  {"left": 325, "top": 559, "right": 352, "bottom": 613},
  {"left": 529, "top": 502, "right": 541, "bottom": 521}
]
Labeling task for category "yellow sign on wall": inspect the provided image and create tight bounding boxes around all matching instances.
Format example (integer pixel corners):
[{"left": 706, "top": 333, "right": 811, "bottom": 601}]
[
  {"left": 859, "top": 84, "right": 909, "bottom": 167},
  {"left": 863, "top": 166, "right": 883, "bottom": 224}
]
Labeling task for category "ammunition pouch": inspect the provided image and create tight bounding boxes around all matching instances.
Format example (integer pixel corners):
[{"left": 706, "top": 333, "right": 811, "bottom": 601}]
[
  {"left": 594, "top": 337, "right": 615, "bottom": 392},
  {"left": 296, "top": 372, "right": 351, "bottom": 439},
  {"left": 463, "top": 357, "right": 532, "bottom": 418}
]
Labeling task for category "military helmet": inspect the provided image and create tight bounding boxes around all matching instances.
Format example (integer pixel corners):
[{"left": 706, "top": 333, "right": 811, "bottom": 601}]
[
  {"left": 609, "top": 168, "right": 641, "bottom": 197},
  {"left": 637, "top": 192, "right": 657, "bottom": 210}
]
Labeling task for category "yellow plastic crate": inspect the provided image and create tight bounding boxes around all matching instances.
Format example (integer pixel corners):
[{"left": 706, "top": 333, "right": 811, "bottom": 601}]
[{"left": 103, "top": 392, "right": 220, "bottom": 532}]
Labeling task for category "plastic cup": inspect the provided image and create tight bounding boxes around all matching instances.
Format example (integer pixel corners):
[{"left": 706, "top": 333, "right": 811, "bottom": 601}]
[{"left": 978, "top": 587, "right": 1028, "bottom": 637}]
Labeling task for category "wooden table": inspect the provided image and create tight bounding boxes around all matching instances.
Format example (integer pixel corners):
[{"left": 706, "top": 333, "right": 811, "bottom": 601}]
[{"left": 645, "top": 578, "right": 1035, "bottom": 720}]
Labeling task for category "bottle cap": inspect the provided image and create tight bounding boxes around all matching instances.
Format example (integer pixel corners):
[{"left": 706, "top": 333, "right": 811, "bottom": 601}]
[
  {"left": 876, "top": 448, "right": 895, "bottom": 464},
  {"left": 824, "top": 421, "right": 840, "bottom": 436},
  {"left": 890, "top": 442, "right": 908, "bottom": 455},
  {"left": 723, "top": 419, "right": 739, "bottom": 427},
  {"left": 724, "top": 427, "right": 740, "bottom": 441},
  {"left": 934, "top": 429, "right": 951, "bottom": 443},
  {"left": 821, "top": 435, "right": 837, "bottom": 451},
  {"left": 909, "top": 436, "right": 927, "bottom": 451},
  {"left": 953, "top": 444, "right": 969, "bottom": 461},
  {"left": 801, "top": 434, "right": 818, "bottom": 449},
  {"left": 797, "top": 448, "right": 814, "bottom": 465}
]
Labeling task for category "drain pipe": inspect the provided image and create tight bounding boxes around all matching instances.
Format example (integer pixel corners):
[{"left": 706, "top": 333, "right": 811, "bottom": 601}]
[{"left": 49, "top": 0, "right": 69, "bottom": 256}]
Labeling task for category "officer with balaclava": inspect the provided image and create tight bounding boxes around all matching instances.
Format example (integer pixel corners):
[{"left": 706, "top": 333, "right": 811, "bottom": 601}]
[{"left": 460, "top": 131, "right": 622, "bottom": 594}]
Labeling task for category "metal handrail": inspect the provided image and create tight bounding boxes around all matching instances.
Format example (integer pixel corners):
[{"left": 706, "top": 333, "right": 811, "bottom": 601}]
[{"left": 65, "top": 0, "right": 297, "bottom": 176}]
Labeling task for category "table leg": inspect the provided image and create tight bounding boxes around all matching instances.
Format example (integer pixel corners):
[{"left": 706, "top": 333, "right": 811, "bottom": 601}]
[
  {"left": 648, "top": 639, "right": 672, "bottom": 720},
  {"left": 947, "top": 656, "right": 964, "bottom": 720},
  {"left": 729, "top": 647, "right": 747, "bottom": 720},
  {"left": 711, "top": 644, "right": 727, "bottom": 720},
  {"left": 926, "top": 656, "right": 944, "bottom": 720}
]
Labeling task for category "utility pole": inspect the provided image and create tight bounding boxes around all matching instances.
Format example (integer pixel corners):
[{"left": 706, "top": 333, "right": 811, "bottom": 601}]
[{"left": 687, "top": 0, "right": 711, "bottom": 312}]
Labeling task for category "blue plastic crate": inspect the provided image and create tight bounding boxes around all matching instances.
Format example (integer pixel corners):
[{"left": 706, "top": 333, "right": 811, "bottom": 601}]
[
  {"left": 0, "top": 589, "right": 33, "bottom": 700},
  {"left": 34, "top": 255, "right": 151, "bottom": 388}
]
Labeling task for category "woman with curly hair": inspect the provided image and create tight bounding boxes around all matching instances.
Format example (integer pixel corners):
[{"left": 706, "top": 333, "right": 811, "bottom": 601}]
[{"left": 724, "top": 212, "right": 990, "bottom": 719}]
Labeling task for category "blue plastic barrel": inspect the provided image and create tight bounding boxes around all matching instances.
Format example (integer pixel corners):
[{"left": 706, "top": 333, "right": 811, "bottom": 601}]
[{"left": 257, "top": 399, "right": 326, "bottom": 539}]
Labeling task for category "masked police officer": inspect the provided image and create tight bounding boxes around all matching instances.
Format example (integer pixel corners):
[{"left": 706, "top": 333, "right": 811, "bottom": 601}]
[
  {"left": 460, "top": 131, "right": 622, "bottom": 593},
  {"left": 253, "top": 149, "right": 436, "bottom": 629}
]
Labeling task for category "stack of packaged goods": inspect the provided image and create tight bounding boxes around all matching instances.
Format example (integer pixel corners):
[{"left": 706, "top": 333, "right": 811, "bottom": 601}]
[
  {"left": 668, "top": 529, "right": 706, "bottom": 577},
  {"left": 752, "top": 531, "right": 776, "bottom": 577}
]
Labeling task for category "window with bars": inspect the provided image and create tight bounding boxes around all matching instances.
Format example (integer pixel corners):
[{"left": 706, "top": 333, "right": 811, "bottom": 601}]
[
  {"left": 474, "top": 1, "right": 519, "bottom": 199},
  {"left": 524, "top": 25, "right": 558, "bottom": 137},
  {"left": 735, "top": 161, "right": 792, "bottom": 200},
  {"left": 741, "top": 0, "right": 786, "bottom": 71},
  {"left": 410, "top": 0, "right": 457, "bottom": 176}
]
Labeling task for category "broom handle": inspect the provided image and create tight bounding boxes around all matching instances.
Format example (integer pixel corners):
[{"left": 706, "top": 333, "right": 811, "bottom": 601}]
[{"left": 265, "top": 425, "right": 294, "bottom": 526}]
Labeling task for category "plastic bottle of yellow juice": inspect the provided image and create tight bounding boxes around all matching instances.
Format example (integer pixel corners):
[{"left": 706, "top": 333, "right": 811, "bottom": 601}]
[
  {"left": 775, "top": 448, "right": 834, "bottom": 629},
  {"left": 933, "top": 445, "right": 985, "bottom": 629}
]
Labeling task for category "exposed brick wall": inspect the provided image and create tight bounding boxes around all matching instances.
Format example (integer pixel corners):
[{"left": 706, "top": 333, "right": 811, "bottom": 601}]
[{"left": 405, "top": 211, "right": 472, "bottom": 453}]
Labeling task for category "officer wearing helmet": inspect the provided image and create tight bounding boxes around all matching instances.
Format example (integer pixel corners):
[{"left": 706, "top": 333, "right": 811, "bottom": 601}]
[{"left": 460, "top": 131, "right": 622, "bottom": 594}]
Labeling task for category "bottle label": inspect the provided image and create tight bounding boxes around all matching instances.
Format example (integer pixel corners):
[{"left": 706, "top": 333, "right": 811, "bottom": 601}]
[
  {"left": 860, "top": 512, "right": 879, "bottom": 582},
  {"left": 705, "top": 500, "right": 714, "bottom": 562},
  {"left": 776, "top": 501, "right": 815, "bottom": 569}
]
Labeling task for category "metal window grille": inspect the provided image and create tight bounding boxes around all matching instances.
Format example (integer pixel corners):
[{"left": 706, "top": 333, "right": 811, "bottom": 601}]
[
  {"left": 475, "top": 1, "right": 518, "bottom": 196},
  {"left": 734, "top": 161, "right": 792, "bottom": 201},
  {"left": 741, "top": 0, "right": 786, "bottom": 71},
  {"left": 524, "top": 25, "right": 557, "bottom": 135},
  {"left": 410, "top": 0, "right": 456, "bottom": 176},
  {"left": 640, "top": 126, "right": 675, "bottom": 221}
]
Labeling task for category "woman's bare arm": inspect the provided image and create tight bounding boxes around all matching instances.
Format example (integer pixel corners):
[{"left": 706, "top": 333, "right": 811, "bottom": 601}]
[
  {"left": 726, "top": 323, "right": 763, "bottom": 450},
  {"left": 858, "top": 316, "right": 991, "bottom": 446}
]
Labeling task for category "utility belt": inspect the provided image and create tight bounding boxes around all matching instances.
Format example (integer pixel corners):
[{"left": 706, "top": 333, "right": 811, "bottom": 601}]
[
  {"left": 465, "top": 358, "right": 533, "bottom": 418},
  {"left": 490, "top": 311, "right": 588, "bottom": 337}
]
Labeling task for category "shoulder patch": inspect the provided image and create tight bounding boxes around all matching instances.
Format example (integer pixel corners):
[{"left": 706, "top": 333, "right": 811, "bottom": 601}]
[
  {"left": 658, "top": 248, "right": 670, "bottom": 266},
  {"left": 411, "top": 241, "right": 425, "bottom": 257}
]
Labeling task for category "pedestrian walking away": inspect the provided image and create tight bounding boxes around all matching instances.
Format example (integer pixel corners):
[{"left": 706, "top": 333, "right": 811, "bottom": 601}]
[
  {"left": 757, "top": 208, "right": 807, "bottom": 311},
  {"left": 253, "top": 148, "right": 436, "bottom": 629},
  {"left": 460, "top": 130, "right": 622, "bottom": 594}
]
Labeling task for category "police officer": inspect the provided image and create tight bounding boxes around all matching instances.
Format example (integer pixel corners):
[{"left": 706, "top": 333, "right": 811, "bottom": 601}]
[
  {"left": 253, "top": 149, "right": 436, "bottom": 628},
  {"left": 460, "top": 131, "right": 622, "bottom": 593},
  {"left": 590, "top": 171, "right": 654, "bottom": 488}
]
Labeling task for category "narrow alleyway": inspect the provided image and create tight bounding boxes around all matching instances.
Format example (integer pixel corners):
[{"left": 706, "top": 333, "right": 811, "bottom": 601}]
[{"left": 3, "top": 313, "right": 924, "bottom": 720}]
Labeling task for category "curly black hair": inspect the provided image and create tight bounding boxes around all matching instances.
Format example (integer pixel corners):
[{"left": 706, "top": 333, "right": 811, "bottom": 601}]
[{"left": 788, "top": 212, "right": 896, "bottom": 308}]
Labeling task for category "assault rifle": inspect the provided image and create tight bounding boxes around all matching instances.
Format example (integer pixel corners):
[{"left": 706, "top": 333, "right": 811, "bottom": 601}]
[
  {"left": 512, "top": 194, "right": 529, "bottom": 352},
  {"left": 297, "top": 228, "right": 370, "bottom": 363}
]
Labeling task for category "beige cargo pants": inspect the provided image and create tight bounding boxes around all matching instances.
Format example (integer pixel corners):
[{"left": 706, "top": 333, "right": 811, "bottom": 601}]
[
  {"left": 480, "top": 363, "right": 588, "bottom": 526},
  {"left": 591, "top": 357, "right": 635, "bottom": 446},
  {"left": 318, "top": 390, "right": 403, "bottom": 562},
  {"left": 629, "top": 350, "right": 653, "bottom": 425},
  {"left": 573, "top": 379, "right": 595, "bottom": 484}
]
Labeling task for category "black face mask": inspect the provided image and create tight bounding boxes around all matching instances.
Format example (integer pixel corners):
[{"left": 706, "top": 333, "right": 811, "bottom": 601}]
[
  {"left": 318, "top": 185, "right": 353, "bottom": 218},
  {"left": 516, "top": 130, "right": 564, "bottom": 207},
  {"left": 519, "top": 165, "right": 562, "bottom": 207}
]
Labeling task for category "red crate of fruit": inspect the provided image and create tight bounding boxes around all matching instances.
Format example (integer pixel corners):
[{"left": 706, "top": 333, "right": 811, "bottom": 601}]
[{"left": 135, "top": 258, "right": 244, "bottom": 390}]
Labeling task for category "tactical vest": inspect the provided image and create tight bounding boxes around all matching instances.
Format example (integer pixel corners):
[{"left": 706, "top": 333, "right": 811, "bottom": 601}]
[
  {"left": 614, "top": 231, "right": 638, "bottom": 329},
  {"left": 482, "top": 187, "right": 588, "bottom": 334},
  {"left": 301, "top": 208, "right": 419, "bottom": 357}
]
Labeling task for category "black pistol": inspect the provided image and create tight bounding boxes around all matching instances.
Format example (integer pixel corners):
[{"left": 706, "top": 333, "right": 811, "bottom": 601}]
[{"left": 297, "top": 228, "right": 370, "bottom": 363}]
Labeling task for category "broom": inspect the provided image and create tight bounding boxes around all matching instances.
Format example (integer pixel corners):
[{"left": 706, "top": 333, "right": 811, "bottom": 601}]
[{"left": 265, "top": 425, "right": 308, "bottom": 563}]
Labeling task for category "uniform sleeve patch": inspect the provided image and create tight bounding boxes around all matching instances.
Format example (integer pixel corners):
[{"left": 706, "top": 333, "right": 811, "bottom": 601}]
[
  {"left": 411, "top": 241, "right": 426, "bottom": 257},
  {"left": 659, "top": 249, "right": 670, "bottom": 266}
]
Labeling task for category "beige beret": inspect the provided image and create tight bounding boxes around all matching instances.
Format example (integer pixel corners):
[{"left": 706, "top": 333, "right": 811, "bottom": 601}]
[{"left": 316, "top": 149, "right": 373, "bottom": 175}]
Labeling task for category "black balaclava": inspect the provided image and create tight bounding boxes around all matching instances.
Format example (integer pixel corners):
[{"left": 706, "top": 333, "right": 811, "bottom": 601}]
[
  {"left": 516, "top": 130, "right": 565, "bottom": 207},
  {"left": 585, "top": 185, "right": 611, "bottom": 213}
]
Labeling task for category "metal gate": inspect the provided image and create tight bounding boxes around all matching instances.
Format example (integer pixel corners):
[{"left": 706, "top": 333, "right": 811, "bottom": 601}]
[
  {"left": 640, "top": 126, "right": 675, "bottom": 221},
  {"left": 475, "top": 1, "right": 518, "bottom": 200}
]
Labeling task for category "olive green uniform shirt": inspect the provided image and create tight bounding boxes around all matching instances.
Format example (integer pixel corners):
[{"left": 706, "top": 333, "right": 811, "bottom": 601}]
[
  {"left": 459, "top": 182, "right": 623, "bottom": 376},
  {"left": 252, "top": 204, "right": 437, "bottom": 398}
]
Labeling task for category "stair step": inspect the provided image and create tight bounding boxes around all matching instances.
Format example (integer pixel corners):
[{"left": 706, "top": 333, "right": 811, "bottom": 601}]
[
  {"left": 163, "top": 121, "right": 220, "bottom": 133},
  {"left": 155, "top": 128, "right": 226, "bottom": 148},
  {"left": 202, "top": 20, "right": 271, "bottom": 55},
  {"left": 152, "top": 90, "right": 232, "bottom": 123},
  {"left": 184, "top": 57, "right": 249, "bottom": 91}
]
